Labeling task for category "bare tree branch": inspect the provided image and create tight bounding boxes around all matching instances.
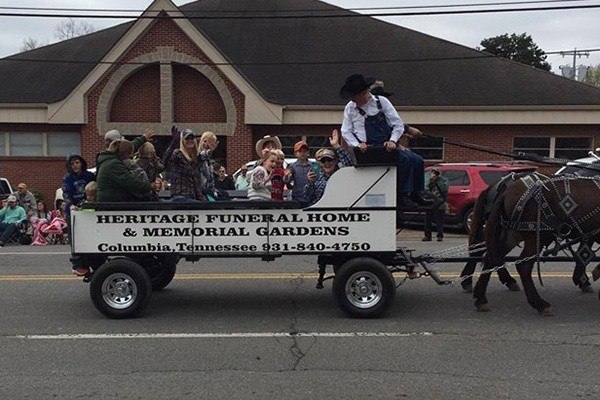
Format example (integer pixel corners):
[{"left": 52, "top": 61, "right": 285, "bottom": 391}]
[
  {"left": 21, "top": 37, "right": 40, "bottom": 52},
  {"left": 54, "top": 18, "right": 95, "bottom": 40}
]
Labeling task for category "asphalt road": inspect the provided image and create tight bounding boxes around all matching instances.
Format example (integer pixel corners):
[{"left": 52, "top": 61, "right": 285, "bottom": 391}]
[{"left": 1, "top": 233, "right": 600, "bottom": 399}]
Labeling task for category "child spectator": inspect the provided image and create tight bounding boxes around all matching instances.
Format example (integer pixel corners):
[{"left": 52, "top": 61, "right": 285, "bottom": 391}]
[
  {"left": 61, "top": 154, "right": 95, "bottom": 233},
  {"left": 270, "top": 149, "right": 286, "bottom": 201},
  {"left": 284, "top": 141, "right": 313, "bottom": 206},
  {"left": 248, "top": 150, "right": 278, "bottom": 201},
  {"left": 253, "top": 135, "right": 282, "bottom": 166},
  {"left": 85, "top": 181, "right": 97, "bottom": 203}
]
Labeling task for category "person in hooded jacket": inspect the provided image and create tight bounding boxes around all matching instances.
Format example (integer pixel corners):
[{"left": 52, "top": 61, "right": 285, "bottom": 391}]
[
  {"left": 61, "top": 154, "right": 95, "bottom": 226},
  {"left": 96, "top": 139, "right": 154, "bottom": 202}
]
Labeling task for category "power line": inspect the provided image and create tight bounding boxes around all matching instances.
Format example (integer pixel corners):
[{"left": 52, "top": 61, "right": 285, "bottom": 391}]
[
  {"left": 0, "top": 0, "right": 588, "bottom": 13},
  {"left": 2, "top": 54, "right": 496, "bottom": 67},
  {"left": 1, "top": 4, "right": 600, "bottom": 19}
]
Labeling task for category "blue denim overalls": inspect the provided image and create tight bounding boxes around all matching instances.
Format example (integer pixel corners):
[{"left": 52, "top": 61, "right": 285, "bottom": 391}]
[
  {"left": 354, "top": 96, "right": 391, "bottom": 148},
  {"left": 354, "top": 96, "right": 424, "bottom": 196}
]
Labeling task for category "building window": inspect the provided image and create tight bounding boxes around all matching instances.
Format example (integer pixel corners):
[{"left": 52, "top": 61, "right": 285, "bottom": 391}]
[
  {"left": 555, "top": 137, "right": 593, "bottom": 159},
  {"left": 278, "top": 136, "right": 303, "bottom": 157},
  {"left": 10, "top": 133, "right": 43, "bottom": 156},
  {"left": 48, "top": 133, "right": 81, "bottom": 156},
  {"left": 513, "top": 137, "right": 551, "bottom": 157},
  {"left": 1, "top": 132, "right": 81, "bottom": 157},
  {"left": 513, "top": 137, "right": 593, "bottom": 159},
  {"left": 411, "top": 136, "right": 444, "bottom": 161}
]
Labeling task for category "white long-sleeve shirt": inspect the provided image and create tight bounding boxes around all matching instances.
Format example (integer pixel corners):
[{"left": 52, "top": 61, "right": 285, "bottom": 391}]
[{"left": 340, "top": 94, "right": 405, "bottom": 148}]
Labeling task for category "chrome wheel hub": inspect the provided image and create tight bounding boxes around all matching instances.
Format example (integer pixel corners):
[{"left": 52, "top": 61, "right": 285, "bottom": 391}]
[
  {"left": 102, "top": 273, "right": 138, "bottom": 309},
  {"left": 345, "top": 271, "right": 383, "bottom": 309}
]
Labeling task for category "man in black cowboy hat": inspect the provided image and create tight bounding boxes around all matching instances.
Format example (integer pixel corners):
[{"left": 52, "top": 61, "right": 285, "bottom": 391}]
[{"left": 338, "top": 74, "right": 432, "bottom": 207}]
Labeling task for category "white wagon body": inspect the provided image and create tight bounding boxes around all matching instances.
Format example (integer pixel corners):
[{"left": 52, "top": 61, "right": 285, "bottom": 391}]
[{"left": 71, "top": 163, "right": 424, "bottom": 319}]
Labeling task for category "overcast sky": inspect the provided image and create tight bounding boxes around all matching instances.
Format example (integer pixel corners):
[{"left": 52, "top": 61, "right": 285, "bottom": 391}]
[{"left": 1, "top": 0, "right": 599, "bottom": 75}]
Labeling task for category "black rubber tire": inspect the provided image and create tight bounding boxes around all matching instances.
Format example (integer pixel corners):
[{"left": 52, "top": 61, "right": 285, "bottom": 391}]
[
  {"left": 332, "top": 257, "right": 395, "bottom": 318},
  {"left": 90, "top": 258, "right": 152, "bottom": 319},
  {"left": 147, "top": 254, "right": 179, "bottom": 291}
]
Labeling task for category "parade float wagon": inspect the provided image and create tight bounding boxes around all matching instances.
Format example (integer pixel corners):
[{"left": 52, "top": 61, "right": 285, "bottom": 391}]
[{"left": 71, "top": 152, "right": 452, "bottom": 319}]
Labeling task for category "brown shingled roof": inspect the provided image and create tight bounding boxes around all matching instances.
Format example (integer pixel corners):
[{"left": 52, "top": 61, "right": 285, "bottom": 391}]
[{"left": 1, "top": 0, "right": 600, "bottom": 106}]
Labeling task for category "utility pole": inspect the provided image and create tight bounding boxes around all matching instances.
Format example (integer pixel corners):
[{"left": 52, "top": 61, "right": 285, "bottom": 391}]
[{"left": 558, "top": 48, "right": 590, "bottom": 81}]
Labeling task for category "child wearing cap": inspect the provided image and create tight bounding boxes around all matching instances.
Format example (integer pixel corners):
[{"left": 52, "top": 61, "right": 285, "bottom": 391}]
[
  {"left": 284, "top": 140, "right": 313, "bottom": 206},
  {"left": 304, "top": 130, "right": 354, "bottom": 206}
]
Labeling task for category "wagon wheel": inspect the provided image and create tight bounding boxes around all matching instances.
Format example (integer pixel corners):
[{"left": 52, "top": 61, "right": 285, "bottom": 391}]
[
  {"left": 333, "top": 257, "right": 395, "bottom": 318},
  {"left": 90, "top": 258, "right": 152, "bottom": 319},
  {"left": 145, "top": 254, "right": 179, "bottom": 291}
]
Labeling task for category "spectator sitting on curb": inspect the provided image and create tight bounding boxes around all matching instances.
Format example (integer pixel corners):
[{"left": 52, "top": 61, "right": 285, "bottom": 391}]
[
  {"left": 0, "top": 195, "right": 27, "bottom": 246},
  {"left": 14, "top": 183, "right": 37, "bottom": 219}
]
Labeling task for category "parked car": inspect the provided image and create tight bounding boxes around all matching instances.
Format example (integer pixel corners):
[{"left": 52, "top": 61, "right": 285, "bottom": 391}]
[
  {"left": 406, "top": 162, "right": 538, "bottom": 233},
  {"left": 0, "top": 178, "right": 14, "bottom": 202}
]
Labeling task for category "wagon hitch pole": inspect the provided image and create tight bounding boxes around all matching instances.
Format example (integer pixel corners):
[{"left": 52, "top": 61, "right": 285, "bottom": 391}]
[{"left": 419, "top": 261, "right": 452, "bottom": 286}]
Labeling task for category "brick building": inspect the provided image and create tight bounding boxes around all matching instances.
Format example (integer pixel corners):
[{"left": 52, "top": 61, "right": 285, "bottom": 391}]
[{"left": 1, "top": 0, "right": 600, "bottom": 203}]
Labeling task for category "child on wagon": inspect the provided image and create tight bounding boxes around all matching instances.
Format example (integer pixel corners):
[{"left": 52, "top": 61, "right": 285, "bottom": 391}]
[
  {"left": 284, "top": 140, "right": 313, "bottom": 206},
  {"left": 248, "top": 150, "right": 279, "bottom": 201},
  {"left": 270, "top": 149, "right": 286, "bottom": 201}
]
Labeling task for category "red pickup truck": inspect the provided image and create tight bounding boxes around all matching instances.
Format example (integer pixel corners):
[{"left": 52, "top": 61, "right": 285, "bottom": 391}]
[{"left": 424, "top": 163, "right": 538, "bottom": 232}]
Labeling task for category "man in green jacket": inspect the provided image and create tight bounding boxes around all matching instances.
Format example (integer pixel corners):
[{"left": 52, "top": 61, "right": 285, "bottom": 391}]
[
  {"left": 0, "top": 195, "right": 27, "bottom": 246},
  {"left": 96, "top": 139, "right": 154, "bottom": 202},
  {"left": 422, "top": 168, "right": 449, "bottom": 242}
]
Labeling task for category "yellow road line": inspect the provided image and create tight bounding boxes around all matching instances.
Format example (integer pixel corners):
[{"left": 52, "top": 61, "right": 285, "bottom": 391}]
[{"left": 0, "top": 272, "right": 579, "bottom": 281}]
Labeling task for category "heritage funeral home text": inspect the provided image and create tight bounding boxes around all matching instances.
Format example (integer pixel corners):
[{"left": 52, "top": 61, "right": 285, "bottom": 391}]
[{"left": 74, "top": 210, "right": 396, "bottom": 254}]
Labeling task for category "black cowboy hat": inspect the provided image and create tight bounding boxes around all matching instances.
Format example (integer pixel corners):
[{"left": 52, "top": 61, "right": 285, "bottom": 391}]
[{"left": 339, "top": 74, "right": 376, "bottom": 100}]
